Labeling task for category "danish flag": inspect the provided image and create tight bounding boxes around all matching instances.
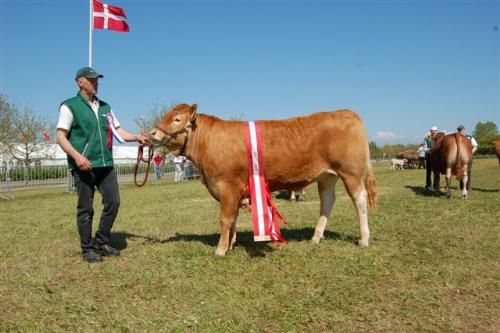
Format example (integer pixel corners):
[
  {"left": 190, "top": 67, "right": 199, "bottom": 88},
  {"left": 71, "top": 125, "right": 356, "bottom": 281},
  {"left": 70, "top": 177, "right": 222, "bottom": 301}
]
[{"left": 92, "top": 0, "right": 129, "bottom": 32}]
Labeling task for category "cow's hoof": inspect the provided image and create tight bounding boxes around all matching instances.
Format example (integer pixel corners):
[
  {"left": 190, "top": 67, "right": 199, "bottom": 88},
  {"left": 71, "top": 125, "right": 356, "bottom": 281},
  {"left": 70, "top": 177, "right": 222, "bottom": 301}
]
[
  {"left": 357, "top": 239, "right": 369, "bottom": 247},
  {"left": 311, "top": 236, "right": 322, "bottom": 245},
  {"left": 215, "top": 248, "right": 227, "bottom": 256},
  {"left": 462, "top": 194, "right": 468, "bottom": 200}
]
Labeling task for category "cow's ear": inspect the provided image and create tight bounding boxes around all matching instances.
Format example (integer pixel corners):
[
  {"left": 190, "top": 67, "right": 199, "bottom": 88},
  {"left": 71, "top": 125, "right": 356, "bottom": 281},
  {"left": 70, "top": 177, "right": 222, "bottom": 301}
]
[{"left": 190, "top": 104, "right": 198, "bottom": 122}]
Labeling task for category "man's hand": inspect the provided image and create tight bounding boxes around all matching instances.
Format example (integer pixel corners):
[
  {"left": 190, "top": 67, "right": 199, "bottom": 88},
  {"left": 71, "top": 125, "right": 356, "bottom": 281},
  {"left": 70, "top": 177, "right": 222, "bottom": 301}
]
[
  {"left": 75, "top": 154, "right": 92, "bottom": 171},
  {"left": 137, "top": 129, "right": 152, "bottom": 145}
]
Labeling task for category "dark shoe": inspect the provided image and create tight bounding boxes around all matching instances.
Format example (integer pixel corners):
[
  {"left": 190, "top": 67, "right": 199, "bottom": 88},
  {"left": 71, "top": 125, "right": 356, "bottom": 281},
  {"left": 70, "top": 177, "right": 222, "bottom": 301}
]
[
  {"left": 425, "top": 185, "right": 431, "bottom": 191},
  {"left": 83, "top": 249, "right": 103, "bottom": 263},
  {"left": 95, "top": 244, "right": 120, "bottom": 256}
]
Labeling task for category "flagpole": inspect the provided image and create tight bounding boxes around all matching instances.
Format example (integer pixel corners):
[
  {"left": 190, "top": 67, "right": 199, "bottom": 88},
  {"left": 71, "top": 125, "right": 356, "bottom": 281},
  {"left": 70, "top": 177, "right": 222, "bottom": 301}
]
[{"left": 89, "top": 0, "right": 93, "bottom": 67}]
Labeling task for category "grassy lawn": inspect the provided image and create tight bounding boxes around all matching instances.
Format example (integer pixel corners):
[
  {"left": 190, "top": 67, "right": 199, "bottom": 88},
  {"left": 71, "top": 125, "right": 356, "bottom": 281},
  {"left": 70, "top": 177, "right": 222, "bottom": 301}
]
[{"left": 1, "top": 159, "right": 499, "bottom": 332}]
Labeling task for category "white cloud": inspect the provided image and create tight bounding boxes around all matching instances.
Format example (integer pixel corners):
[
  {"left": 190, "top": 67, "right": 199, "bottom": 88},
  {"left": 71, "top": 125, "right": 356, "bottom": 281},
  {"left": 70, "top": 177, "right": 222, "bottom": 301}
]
[{"left": 374, "top": 131, "right": 399, "bottom": 141}]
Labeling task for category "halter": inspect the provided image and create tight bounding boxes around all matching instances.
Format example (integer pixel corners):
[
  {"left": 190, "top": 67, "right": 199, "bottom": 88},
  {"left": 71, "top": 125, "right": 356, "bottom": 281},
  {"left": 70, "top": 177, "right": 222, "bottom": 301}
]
[{"left": 155, "top": 119, "right": 194, "bottom": 156}]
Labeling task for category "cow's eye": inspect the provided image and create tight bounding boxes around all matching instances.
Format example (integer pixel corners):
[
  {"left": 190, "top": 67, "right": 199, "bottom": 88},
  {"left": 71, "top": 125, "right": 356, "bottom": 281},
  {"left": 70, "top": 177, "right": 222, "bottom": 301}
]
[{"left": 174, "top": 117, "right": 181, "bottom": 123}]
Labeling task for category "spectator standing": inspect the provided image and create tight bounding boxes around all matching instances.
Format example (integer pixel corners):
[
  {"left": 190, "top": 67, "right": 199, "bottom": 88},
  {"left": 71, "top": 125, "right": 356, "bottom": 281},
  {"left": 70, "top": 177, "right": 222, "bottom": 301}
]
[
  {"left": 457, "top": 125, "right": 478, "bottom": 191},
  {"left": 173, "top": 155, "right": 186, "bottom": 182},
  {"left": 417, "top": 144, "right": 426, "bottom": 169},
  {"left": 423, "top": 126, "right": 438, "bottom": 191},
  {"left": 153, "top": 153, "right": 164, "bottom": 181}
]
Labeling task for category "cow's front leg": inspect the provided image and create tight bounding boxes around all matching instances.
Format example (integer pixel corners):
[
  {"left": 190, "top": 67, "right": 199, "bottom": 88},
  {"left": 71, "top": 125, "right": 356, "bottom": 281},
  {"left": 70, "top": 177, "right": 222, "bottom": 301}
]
[
  {"left": 229, "top": 212, "right": 238, "bottom": 250},
  {"left": 215, "top": 194, "right": 239, "bottom": 256}
]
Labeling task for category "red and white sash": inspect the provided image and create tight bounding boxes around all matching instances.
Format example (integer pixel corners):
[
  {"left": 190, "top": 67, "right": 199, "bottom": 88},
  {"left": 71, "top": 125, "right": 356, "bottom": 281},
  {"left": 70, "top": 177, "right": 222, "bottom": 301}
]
[
  {"left": 244, "top": 121, "right": 287, "bottom": 244},
  {"left": 105, "top": 112, "right": 125, "bottom": 148}
]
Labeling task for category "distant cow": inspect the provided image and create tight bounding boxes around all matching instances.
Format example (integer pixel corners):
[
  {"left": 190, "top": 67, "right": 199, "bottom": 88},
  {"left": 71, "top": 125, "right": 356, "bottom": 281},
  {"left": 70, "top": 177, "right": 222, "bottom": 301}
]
[
  {"left": 390, "top": 158, "right": 407, "bottom": 170},
  {"left": 430, "top": 132, "right": 473, "bottom": 198},
  {"left": 150, "top": 103, "right": 377, "bottom": 256},
  {"left": 492, "top": 140, "right": 500, "bottom": 166},
  {"left": 397, "top": 150, "right": 419, "bottom": 168}
]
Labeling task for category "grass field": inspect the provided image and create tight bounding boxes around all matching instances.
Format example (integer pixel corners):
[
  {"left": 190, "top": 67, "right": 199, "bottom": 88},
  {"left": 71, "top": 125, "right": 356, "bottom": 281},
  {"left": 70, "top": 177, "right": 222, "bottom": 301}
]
[{"left": 1, "top": 159, "right": 499, "bottom": 332}]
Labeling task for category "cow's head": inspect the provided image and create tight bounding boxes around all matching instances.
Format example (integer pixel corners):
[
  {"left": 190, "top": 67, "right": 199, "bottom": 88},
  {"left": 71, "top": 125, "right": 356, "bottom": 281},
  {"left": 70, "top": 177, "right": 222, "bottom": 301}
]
[{"left": 150, "top": 103, "right": 198, "bottom": 155}]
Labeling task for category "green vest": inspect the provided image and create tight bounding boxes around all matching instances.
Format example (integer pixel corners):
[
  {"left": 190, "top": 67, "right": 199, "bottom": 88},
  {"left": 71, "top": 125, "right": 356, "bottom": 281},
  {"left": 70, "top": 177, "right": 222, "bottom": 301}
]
[
  {"left": 62, "top": 93, "right": 114, "bottom": 170},
  {"left": 424, "top": 137, "right": 435, "bottom": 149}
]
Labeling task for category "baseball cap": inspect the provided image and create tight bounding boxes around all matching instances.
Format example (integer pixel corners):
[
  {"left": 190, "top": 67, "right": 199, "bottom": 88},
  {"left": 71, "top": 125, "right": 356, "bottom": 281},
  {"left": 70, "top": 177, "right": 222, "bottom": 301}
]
[
  {"left": 430, "top": 126, "right": 438, "bottom": 131},
  {"left": 457, "top": 125, "right": 465, "bottom": 131},
  {"left": 75, "top": 67, "right": 103, "bottom": 80}
]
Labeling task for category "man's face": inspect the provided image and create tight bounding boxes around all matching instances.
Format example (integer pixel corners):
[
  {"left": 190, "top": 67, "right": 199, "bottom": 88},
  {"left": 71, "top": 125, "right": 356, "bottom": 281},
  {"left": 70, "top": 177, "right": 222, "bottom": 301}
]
[
  {"left": 77, "top": 77, "right": 99, "bottom": 96},
  {"left": 430, "top": 130, "right": 437, "bottom": 138},
  {"left": 459, "top": 129, "right": 466, "bottom": 136}
]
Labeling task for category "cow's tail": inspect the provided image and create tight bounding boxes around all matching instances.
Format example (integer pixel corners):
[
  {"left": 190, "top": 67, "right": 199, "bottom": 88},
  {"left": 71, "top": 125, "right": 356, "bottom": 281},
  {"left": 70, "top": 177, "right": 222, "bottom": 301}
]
[
  {"left": 365, "top": 160, "right": 377, "bottom": 209},
  {"left": 453, "top": 133, "right": 465, "bottom": 181}
]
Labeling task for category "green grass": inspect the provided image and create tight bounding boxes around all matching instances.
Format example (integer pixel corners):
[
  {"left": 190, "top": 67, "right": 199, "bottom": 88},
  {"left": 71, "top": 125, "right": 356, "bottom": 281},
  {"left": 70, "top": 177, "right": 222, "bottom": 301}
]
[{"left": 1, "top": 159, "right": 499, "bottom": 332}]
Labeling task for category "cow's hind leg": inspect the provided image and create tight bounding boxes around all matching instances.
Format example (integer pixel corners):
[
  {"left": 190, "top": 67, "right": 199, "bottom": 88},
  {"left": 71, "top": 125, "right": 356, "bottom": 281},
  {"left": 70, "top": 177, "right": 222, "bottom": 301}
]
[
  {"left": 461, "top": 166, "right": 469, "bottom": 199},
  {"left": 216, "top": 192, "right": 240, "bottom": 256},
  {"left": 343, "top": 174, "right": 370, "bottom": 247},
  {"left": 312, "top": 175, "right": 338, "bottom": 244},
  {"left": 445, "top": 167, "right": 452, "bottom": 198}
]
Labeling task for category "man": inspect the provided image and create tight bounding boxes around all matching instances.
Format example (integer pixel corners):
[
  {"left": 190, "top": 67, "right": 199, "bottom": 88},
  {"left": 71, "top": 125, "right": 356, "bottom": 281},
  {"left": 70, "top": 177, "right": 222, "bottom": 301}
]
[
  {"left": 457, "top": 125, "right": 478, "bottom": 191},
  {"left": 416, "top": 143, "right": 426, "bottom": 169},
  {"left": 173, "top": 155, "right": 186, "bottom": 182},
  {"left": 56, "top": 67, "right": 149, "bottom": 263},
  {"left": 153, "top": 153, "right": 164, "bottom": 181},
  {"left": 423, "top": 126, "right": 438, "bottom": 191}
]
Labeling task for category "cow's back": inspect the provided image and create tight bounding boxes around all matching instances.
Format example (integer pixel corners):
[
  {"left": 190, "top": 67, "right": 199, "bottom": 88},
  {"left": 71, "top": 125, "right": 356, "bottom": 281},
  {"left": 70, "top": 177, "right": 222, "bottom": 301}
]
[
  {"left": 192, "top": 110, "right": 369, "bottom": 191},
  {"left": 259, "top": 110, "right": 369, "bottom": 189}
]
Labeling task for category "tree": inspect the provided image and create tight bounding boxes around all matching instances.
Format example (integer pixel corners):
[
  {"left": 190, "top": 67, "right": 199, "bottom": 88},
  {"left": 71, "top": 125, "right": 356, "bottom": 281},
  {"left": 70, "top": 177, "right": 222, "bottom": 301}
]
[
  {"left": 472, "top": 121, "right": 499, "bottom": 155},
  {"left": 0, "top": 94, "right": 16, "bottom": 154},
  {"left": 134, "top": 101, "right": 176, "bottom": 131},
  {"left": 369, "top": 141, "right": 383, "bottom": 159},
  {"left": 6, "top": 106, "right": 54, "bottom": 166},
  {"left": 134, "top": 102, "right": 177, "bottom": 157}
]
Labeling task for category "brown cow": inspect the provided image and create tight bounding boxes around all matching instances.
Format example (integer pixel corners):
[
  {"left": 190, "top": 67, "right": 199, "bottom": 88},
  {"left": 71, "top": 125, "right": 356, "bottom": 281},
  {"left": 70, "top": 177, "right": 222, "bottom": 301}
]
[
  {"left": 150, "top": 103, "right": 377, "bottom": 256},
  {"left": 430, "top": 132, "right": 473, "bottom": 198},
  {"left": 396, "top": 150, "right": 419, "bottom": 168},
  {"left": 492, "top": 140, "right": 500, "bottom": 166}
]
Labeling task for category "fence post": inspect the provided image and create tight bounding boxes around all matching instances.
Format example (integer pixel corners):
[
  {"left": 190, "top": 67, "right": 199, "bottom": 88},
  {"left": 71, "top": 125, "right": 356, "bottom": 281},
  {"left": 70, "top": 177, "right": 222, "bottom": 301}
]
[
  {"left": 1, "top": 161, "right": 14, "bottom": 199},
  {"left": 66, "top": 169, "right": 76, "bottom": 193}
]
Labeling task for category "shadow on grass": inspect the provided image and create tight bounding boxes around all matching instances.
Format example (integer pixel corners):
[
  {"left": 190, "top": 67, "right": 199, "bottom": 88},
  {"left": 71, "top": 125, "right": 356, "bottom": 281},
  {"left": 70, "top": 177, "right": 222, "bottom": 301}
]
[
  {"left": 111, "top": 228, "right": 357, "bottom": 258},
  {"left": 406, "top": 185, "right": 499, "bottom": 196},
  {"left": 405, "top": 185, "right": 446, "bottom": 197}
]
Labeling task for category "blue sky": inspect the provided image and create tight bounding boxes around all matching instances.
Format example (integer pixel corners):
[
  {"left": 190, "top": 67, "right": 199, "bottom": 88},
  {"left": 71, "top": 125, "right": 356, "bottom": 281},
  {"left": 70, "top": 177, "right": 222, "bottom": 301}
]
[{"left": 1, "top": 0, "right": 499, "bottom": 145}]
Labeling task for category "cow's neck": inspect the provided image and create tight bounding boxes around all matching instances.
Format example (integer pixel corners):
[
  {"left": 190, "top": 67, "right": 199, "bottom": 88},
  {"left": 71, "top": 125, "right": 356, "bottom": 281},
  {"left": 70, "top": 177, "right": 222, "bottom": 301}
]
[{"left": 182, "top": 114, "right": 211, "bottom": 168}]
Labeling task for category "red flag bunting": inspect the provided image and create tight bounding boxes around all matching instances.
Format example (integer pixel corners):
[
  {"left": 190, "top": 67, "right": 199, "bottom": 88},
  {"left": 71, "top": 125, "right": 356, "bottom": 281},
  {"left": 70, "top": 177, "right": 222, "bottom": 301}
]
[
  {"left": 93, "top": 0, "right": 129, "bottom": 32},
  {"left": 43, "top": 131, "right": 52, "bottom": 142}
]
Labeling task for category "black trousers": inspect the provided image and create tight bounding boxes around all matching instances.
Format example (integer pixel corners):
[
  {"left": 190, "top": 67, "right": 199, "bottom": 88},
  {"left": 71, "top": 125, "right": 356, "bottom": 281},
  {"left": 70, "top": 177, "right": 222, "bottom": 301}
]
[
  {"left": 425, "top": 155, "right": 433, "bottom": 188},
  {"left": 72, "top": 167, "right": 120, "bottom": 253}
]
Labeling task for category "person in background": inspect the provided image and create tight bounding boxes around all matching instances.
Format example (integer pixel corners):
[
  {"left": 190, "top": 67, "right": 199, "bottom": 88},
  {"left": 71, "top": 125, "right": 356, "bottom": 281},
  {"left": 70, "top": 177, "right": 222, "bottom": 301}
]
[
  {"left": 423, "top": 126, "right": 438, "bottom": 191},
  {"left": 56, "top": 67, "right": 149, "bottom": 263},
  {"left": 173, "top": 155, "right": 186, "bottom": 182},
  {"left": 457, "top": 125, "right": 478, "bottom": 191},
  {"left": 153, "top": 153, "right": 164, "bottom": 181},
  {"left": 417, "top": 143, "right": 426, "bottom": 169}
]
